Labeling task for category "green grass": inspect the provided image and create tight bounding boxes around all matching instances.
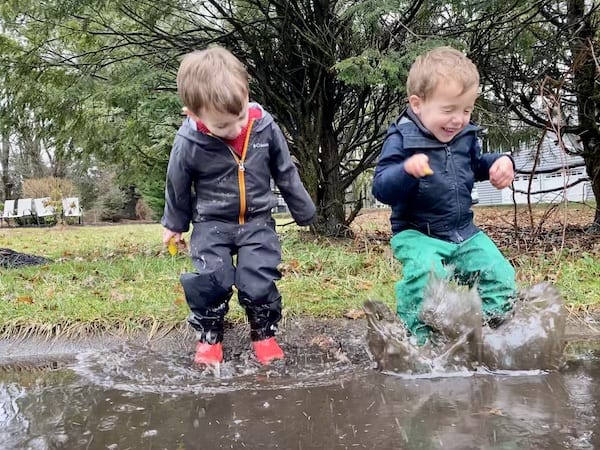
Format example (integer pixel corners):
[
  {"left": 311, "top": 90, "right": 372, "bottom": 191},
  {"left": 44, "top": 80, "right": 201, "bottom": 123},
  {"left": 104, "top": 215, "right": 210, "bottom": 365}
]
[
  {"left": 279, "top": 232, "right": 397, "bottom": 315},
  {"left": 552, "top": 252, "right": 600, "bottom": 307},
  {"left": 508, "top": 247, "right": 599, "bottom": 308},
  {"left": 0, "top": 217, "right": 598, "bottom": 337}
]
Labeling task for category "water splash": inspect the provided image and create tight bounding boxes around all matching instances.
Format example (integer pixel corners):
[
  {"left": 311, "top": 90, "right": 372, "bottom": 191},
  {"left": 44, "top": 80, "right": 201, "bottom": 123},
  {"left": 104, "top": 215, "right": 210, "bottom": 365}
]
[
  {"left": 364, "top": 279, "right": 567, "bottom": 374},
  {"left": 70, "top": 342, "right": 363, "bottom": 395}
]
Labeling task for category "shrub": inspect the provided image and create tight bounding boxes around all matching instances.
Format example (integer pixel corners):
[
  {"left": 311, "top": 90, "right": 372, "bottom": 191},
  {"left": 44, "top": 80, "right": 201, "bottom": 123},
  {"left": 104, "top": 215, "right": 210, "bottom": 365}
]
[
  {"left": 22, "top": 178, "right": 77, "bottom": 200},
  {"left": 95, "top": 185, "right": 127, "bottom": 222},
  {"left": 135, "top": 198, "right": 154, "bottom": 221}
]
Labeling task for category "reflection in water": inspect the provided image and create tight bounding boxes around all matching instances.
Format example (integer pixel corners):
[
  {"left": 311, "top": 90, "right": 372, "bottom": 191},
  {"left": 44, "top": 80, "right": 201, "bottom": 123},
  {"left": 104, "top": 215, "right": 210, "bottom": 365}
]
[
  {"left": 0, "top": 343, "right": 598, "bottom": 449},
  {"left": 0, "top": 383, "right": 28, "bottom": 445}
]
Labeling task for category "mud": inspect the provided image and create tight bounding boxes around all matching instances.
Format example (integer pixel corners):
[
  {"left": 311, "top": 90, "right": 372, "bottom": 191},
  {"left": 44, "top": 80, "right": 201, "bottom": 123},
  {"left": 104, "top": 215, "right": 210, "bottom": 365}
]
[
  {"left": 0, "top": 298, "right": 597, "bottom": 373},
  {"left": 0, "top": 318, "right": 371, "bottom": 372}
]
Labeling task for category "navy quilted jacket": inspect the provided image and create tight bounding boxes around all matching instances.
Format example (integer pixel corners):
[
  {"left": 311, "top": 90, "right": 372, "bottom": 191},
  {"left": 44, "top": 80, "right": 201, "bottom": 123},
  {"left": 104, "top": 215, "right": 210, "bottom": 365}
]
[{"left": 372, "top": 108, "right": 512, "bottom": 243}]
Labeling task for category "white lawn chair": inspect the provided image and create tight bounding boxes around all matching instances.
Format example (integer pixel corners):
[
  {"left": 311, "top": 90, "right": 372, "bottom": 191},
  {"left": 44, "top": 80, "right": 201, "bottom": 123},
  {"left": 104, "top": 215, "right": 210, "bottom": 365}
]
[
  {"left": 16, "top": 198, "right": 35, "bottom": 225},
  {"left": 62, "top": 197, "right": 83, "bottom": 224},
  {"left": 34, "top": 197, "right": 57, "bottom": 225},
  {"left": 2, "top": 199, "right": 18, "bottom": 227}
]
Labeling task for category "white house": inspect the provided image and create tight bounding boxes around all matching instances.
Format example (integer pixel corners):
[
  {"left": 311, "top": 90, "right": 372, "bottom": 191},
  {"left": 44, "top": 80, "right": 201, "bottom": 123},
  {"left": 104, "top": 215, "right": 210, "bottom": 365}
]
[{"left": 475, "top": 133, "right": 593, "bottom": 205}]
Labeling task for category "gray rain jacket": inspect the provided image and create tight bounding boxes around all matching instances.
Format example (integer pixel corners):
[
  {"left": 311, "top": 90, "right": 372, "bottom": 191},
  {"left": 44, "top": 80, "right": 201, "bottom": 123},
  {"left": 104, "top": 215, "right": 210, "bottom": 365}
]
[{"left": 161, "top": 103, "right": 315, "bottom": 232}]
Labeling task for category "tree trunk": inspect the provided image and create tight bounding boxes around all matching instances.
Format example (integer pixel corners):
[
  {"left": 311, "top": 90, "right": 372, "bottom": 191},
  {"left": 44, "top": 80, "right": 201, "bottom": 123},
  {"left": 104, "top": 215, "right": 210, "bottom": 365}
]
[
  {"left": 122, "top": 185, "right": 140, "bottom": 219},
  {"left": 567, "top": 0, "right": 600, "bottom": 227},
  {"left": 312, "top": 65, "right": 348, "bottom": 236},
  {"left": 1, "top": 132, "right": 12, "bottom": 200},
  {"left": 314, "top": 125, "right": 347, "bottom": 236},
  {"left": 294, "top": 104, "right": 346, "bottom": 236},
  {"left": 588, "top": 151, "right": 600, "bottom": 226}
]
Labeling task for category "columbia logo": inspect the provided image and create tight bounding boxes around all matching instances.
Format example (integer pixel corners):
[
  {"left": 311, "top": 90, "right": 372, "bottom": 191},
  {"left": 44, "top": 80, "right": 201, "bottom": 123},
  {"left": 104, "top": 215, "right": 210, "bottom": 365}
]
[{"left": 252, "top": 143, "right": 269, "bottom": 149}]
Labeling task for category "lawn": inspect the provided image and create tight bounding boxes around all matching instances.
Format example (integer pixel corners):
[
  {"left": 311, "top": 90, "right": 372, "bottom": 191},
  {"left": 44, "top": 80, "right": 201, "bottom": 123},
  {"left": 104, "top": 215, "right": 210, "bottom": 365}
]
[{"left": 0, "top": 203, "right": 598, "bottom": 337}]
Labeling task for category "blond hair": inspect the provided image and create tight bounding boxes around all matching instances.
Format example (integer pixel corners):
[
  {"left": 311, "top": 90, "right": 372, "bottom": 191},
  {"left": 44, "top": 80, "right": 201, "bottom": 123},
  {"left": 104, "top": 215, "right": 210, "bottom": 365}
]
[
  {"left": 176, "top": 46, "right": 249, "bottom": 116},
  {"left": 406, "top": 47, "right": 479, "bottom": 99}
]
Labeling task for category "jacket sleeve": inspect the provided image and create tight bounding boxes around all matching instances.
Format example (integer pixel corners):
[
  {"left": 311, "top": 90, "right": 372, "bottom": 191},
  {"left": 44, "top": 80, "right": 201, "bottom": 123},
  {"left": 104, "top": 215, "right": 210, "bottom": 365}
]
[
  {"left": 471, "top": 137, "right": 516, "bottom": 182},
  {"left": 372, "top": 130, "right": 419, "bottom": 205},
  {"left": 160, "top": 136, "right": 194, "bottom": 232},
  {"left": 269, "top": 123, "right": 316, "bottom": 226}
]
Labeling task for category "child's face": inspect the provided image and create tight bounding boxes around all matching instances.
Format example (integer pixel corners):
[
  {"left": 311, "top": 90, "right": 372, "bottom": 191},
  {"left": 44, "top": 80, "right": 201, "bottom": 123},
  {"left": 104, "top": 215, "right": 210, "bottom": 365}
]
[
  {"left": 195, "top": 100, "right": 249, "bottom": 140},
  {"left": 409, "top": 79, "right": 478, "bottom": 143}
]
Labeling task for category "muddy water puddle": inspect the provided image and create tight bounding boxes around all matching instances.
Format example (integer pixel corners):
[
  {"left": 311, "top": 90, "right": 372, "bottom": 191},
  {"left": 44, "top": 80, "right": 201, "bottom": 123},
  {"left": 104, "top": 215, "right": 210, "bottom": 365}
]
[{"left": 1, "top": 341, "right": 599, "bottom": 450}]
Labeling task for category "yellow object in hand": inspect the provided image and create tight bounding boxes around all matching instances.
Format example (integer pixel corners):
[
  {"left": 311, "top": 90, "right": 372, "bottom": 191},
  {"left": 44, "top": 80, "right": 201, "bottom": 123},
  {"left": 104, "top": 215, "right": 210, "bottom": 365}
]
[
  {"left": 423, "top": 164, "right": 434, "bottom": 175},
  {"left": 168, "top": 237, "right": 178, "bottom": 256}
]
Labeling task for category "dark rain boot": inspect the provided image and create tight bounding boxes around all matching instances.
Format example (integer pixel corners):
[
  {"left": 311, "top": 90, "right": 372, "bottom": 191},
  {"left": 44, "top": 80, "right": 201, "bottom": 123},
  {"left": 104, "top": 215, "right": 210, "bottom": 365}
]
[{"left": 241, "top": 298, "right": 282, "bottom": 341}]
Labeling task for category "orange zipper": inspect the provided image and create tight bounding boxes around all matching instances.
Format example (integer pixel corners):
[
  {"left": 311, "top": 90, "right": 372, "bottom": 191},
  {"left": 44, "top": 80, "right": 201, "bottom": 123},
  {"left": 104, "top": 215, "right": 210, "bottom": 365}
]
[{"left": 228, "top": 119, "right": 254, "bottom": 224}]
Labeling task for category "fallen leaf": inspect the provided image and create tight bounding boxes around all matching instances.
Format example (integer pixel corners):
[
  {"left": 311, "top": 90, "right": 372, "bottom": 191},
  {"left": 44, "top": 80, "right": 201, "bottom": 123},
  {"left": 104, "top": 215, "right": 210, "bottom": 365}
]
[
  {"left": 344, "top": 309, "right": 365, "bottom": 320},
  {"left": 310, "top": 335, "right": 336, "bottom": 349},
  {"left": 474, "top": 407, "right": 505, "bottom": 416},
  {"left": 355, "top": 280, "right": 373, "bottom": 290},
  {"left": 109, "top": 291, "right": 132, "bottom": 302},
  {"left": 168, "top": 237, "right": 178, "bottom": 256},
  {"left": 167, "top": 237, "right": 187, "bottom": 256}
]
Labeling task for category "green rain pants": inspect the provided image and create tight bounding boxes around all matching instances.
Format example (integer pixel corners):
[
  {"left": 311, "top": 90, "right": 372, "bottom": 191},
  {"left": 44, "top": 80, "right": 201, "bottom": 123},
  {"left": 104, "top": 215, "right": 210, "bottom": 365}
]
[{"left": 391, "top": 229, "right": 516, "bottom": 344}]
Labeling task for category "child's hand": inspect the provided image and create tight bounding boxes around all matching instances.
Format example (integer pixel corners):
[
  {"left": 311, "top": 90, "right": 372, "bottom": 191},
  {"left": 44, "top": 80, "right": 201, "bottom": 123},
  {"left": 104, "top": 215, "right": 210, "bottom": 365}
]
[
  {"left": 404, "top": 154, "right": 434, "bottom": 178},
  {"left": 489, "top": 156, "right": 514, "bottom": 189},
  {"left": 163, "top": 228, "right": 187, "bottom": 256},
  {"left": 163, "top": 228, "right": 185, "bottom": 248},
  {"left": 163, "top": 228, "right": 179, "bottom": 245}
]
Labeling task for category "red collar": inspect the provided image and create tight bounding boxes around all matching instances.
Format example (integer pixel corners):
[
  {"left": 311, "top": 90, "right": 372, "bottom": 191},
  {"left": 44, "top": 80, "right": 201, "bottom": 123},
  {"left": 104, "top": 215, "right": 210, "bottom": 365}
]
[{"left": 196, "top": 107, "right": 262, "bottom": 156}]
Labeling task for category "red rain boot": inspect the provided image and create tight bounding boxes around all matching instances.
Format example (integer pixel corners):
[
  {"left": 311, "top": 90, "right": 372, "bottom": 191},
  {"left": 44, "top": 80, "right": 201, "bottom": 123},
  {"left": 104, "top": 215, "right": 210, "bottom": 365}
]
[
  {"left": 194, "top": 342, "right": 223, "bottom": 365},
  {"left": 252, "top": 337, "right": 284, "bottom": 365}
]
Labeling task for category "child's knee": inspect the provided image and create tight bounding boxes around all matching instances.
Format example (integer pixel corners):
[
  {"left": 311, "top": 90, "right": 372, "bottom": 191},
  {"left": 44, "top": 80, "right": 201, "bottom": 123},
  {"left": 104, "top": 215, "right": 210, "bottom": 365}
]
[
  {"left": 180, "top": 271, "right": 232, "bottom": 305},
  {"left": 481, "top": 258, "right": 516, "bottom": 292}
]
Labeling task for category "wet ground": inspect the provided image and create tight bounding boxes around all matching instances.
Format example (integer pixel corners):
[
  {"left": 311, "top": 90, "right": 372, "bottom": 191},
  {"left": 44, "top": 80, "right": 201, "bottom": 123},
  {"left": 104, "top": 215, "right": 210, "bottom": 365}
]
[{"left": 1, "top": 316, "right": 600, "bottom": 450}]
